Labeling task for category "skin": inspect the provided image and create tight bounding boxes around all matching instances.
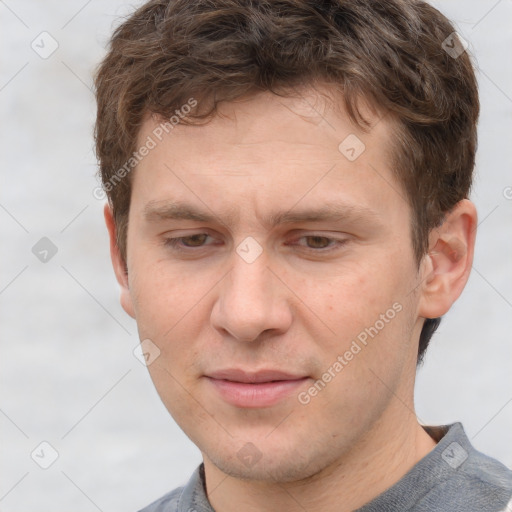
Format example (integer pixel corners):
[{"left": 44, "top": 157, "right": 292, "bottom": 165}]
[{"left": 105, "top": 85, "right": 477, "bottom": 512}]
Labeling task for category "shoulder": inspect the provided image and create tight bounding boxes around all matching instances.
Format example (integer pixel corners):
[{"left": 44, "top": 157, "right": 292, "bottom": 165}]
[
  {"left": 435, "top": 445, "right": 512, "bottom": 510},
  {"left": 138, "top": 486, "right": 184, "bottom": 512},
  {"left": 137, "top": 464, "right": 211, "bottom": 512},
  {"left": 359, "top": 423, "right": 512, "bottom": 512},
  {"left": 420, "top": 423, "right": 512, "bottom": 511}
]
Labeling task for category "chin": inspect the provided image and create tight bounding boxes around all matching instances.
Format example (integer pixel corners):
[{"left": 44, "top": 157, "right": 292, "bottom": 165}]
[{"left": 204, "top": 440, "right": 340, "bottom": 483}]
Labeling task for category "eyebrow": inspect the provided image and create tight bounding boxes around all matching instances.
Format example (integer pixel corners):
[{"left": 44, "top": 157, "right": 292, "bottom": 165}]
[{"left": 143, "top": 200, "right": 380, "bottom": 229}]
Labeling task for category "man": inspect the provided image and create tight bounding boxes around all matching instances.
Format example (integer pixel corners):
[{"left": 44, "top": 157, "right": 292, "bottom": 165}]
[{"left": 94, "top": 0, "right": 512, "bottom": 510}]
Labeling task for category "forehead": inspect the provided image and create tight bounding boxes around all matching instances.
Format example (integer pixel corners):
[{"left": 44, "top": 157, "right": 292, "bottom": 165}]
[
  {"left": 129, "top": 86, "right": 407, "bottom": 232},
  {"left": 138, "top": 84, "right": 391, "bottom": 158}
]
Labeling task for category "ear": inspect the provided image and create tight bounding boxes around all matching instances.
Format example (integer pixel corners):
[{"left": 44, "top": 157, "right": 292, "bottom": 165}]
[
  {"left": 418, "top": 199, "right": 477, "bottom": 319},
  {"left": 104, "top": 204, "right": 135, "bottom": 319}
]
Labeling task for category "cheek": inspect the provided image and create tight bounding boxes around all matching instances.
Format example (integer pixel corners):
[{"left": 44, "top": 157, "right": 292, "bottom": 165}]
[
  {"left": 129, "top": 256, "right": 189, "bottom": 326},
  {"left": 145, "top": 361, "right": 209, "bottom": 433},
  {"left": 306, "top": 264, "right": 390, "bottom": 327},
  {"left": 129, "top": 261, "right": 210, "bottom": 370},
  {"left": 309, "top": 254, "right": 412, "bottom": 354}
]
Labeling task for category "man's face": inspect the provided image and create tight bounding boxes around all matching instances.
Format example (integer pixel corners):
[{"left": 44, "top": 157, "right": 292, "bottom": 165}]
[{"left": 121, "top": 88, "right": 427, "bottom": 482}]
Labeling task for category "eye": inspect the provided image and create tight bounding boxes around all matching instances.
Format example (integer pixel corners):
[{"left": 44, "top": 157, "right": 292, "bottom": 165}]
[
  {"left": 290, "top": 234, "right": 349, "bottom": 253},
  {"left": 162, "top": 232, "right": 349, "bottom": 255},
  {"left": 164, "top": 233, "right": 213, "bottom": 250},
  {"left": 302, "top": 236, "right": 333, "bottom": 249}
]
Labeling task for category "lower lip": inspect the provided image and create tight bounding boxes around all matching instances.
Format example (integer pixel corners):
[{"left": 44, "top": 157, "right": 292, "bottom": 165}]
[{"left": 206, "top": 377, "right": 309, "bottom": 408}]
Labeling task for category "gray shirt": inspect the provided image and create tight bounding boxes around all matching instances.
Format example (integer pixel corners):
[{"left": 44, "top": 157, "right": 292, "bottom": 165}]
[{"left": 139, "top": 423, "right": 512, "bottom": 511}]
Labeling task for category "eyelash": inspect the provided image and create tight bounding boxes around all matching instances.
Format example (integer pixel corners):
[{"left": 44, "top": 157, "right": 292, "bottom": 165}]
[{"left": 163, "top": 233, "right": 348, "bottom": 254}]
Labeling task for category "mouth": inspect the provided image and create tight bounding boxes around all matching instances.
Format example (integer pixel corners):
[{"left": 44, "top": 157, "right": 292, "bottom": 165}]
[{"left": 205, "top": 369, "right": 310, "bottom": 408}]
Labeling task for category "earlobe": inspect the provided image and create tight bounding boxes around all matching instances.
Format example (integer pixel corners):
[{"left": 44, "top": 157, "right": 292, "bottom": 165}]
[
  {"left": 104, "top": 204, "right": 136, "bottom": 319},
  {"left": 418, "top": 200, "right": 477, "bottom": 319}
]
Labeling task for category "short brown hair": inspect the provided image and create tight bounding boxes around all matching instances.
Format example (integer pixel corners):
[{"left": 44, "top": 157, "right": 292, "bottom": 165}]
[{"left": 94, "top": 0, "right": 479, "bottom": 363}]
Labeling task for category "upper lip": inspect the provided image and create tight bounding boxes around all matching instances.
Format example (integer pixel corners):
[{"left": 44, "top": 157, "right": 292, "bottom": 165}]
[{"left": 206, "top": 369, "right": 308, "bottom": 383}]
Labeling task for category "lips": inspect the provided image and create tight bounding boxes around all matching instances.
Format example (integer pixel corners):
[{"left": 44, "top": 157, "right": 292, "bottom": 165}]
[
  {"left": 205, "top": 368, "right": 310, "bottom": 408},
  {"left": 207, "top": 368, "right": 306, "bottom": 383}
]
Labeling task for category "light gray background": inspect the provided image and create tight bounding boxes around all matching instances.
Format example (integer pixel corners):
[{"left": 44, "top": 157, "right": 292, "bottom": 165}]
[{"left": 1, "top": 1, "right": 511, "bottom": 510}]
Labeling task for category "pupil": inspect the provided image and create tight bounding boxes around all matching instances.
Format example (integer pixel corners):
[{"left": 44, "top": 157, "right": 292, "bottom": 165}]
[
  {"left": 309, "top": 236, "right": 327, "bottom": 248},
  {"left": 186, "top": 234, "right": 206, "bottom": 246}
]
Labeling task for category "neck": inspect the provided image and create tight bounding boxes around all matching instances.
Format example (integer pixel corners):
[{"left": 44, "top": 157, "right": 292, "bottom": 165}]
[{"left": 203, "top": 403, "right": 437, "bottom": 512}]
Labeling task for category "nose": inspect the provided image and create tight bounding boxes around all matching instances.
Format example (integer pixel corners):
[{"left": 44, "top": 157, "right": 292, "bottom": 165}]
[{"left": 210, "top": 248, "right": 293, "bottom": 343}]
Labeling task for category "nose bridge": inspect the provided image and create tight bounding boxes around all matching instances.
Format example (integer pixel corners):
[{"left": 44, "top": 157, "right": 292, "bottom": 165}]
[
  {"left": 212, "top": 245, "right": 290, "bottom": 342},
  {"left": 230, "top": 249, "right": 270, "bottom": 306}
]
